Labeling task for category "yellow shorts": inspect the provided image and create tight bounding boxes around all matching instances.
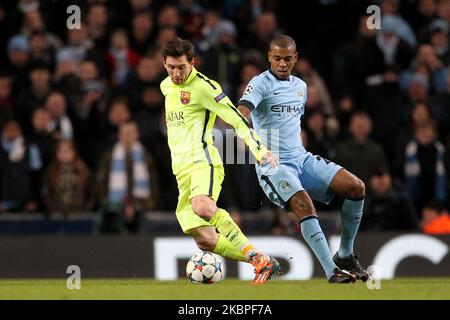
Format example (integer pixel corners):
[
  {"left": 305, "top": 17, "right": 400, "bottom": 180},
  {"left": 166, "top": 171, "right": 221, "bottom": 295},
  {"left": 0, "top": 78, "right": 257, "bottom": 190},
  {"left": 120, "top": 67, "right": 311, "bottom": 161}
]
[{"left": 175, "top": 163, "right": 225, "bottom": 233}]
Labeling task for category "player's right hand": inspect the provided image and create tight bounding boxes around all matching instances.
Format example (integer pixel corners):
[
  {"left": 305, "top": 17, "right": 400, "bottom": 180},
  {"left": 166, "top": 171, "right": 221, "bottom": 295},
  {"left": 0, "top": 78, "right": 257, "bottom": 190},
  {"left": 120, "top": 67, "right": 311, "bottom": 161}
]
[{"left": 260, "top": 151, "right": 279, "bottom": 168}]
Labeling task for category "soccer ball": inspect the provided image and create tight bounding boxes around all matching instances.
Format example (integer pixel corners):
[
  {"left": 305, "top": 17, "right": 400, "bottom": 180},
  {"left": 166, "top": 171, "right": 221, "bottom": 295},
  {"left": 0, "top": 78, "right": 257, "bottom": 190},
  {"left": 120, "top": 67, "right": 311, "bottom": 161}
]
[{"left": 186, "top": 251, "right": 224, "bottom": 284}]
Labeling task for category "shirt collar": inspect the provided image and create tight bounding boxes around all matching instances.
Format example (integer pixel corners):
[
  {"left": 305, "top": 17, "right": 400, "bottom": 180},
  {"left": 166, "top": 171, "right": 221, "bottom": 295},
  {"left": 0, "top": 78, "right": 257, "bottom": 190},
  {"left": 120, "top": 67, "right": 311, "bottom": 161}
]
[
  {"left": 269, "top": 68, "right": 290, "bottom": 82},
  {"left": 176, "top": 67, "right": 198, "bottom": 87}
]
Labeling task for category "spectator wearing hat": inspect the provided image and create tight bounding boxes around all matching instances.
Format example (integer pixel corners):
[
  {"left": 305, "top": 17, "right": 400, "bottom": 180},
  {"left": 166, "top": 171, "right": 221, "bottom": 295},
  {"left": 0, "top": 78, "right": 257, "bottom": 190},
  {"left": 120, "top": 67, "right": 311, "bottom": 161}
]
[
  {"left": 7, "top": 35, "right": 31, "bottom": 91},
  {"left": 199, "top": 20, "right": 240, "bottom": 99},
  {"left": 376, "top": 16, "right": 414, "bottom": 70},
  {"left": 379, "top": 0, "right": 418, "bottom": 48},
  {"left": 428, "top": 19, "right": 450, "bottom": 65}
]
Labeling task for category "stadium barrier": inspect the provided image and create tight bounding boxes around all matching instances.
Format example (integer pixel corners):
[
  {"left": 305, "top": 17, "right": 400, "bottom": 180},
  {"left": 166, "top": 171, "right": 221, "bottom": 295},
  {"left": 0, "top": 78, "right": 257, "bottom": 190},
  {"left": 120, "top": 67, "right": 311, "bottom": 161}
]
[{"left": 0, "top": 233, "right": 448, "bottom": 280}]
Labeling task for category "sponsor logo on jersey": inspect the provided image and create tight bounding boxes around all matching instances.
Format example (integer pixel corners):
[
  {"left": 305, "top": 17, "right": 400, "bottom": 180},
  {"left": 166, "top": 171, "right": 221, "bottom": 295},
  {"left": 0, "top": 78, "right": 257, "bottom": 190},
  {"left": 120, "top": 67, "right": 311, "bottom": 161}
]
[
  {"left": 166, "top": 111, "right": 185, "bottom": 128},
  {"left": 270, "top": 105, "right": 300, "bottom": 113},
  {"left": 180, "top": 91, "right": 191, "bottom": 105}
]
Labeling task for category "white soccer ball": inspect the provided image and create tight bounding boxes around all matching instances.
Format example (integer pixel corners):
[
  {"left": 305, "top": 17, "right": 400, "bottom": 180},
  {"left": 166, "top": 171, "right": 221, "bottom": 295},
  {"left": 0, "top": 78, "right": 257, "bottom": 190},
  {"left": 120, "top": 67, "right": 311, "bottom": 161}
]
[{"left": 186, "top": 251, "right": 224, "bottom": 284}]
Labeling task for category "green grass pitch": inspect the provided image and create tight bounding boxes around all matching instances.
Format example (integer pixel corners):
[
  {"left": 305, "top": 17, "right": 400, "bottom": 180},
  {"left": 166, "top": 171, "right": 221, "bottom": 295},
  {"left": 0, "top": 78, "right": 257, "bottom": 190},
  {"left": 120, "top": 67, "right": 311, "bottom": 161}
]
[{"left": 1, "top": 278, "right": 450, "bottom": 300}]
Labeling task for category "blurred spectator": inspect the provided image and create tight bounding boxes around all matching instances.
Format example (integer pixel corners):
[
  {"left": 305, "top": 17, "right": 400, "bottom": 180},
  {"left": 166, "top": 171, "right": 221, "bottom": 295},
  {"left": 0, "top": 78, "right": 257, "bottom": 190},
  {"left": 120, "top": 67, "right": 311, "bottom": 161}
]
[
  {"left": 82, "top": 98, "right": 131, "bottom": 170},
  {"left": 120, "top": 55, "right": 164, "bottom": 113},
  {"left": 28, "top": 30, "right": 55, "bottom": 70},
  {"left": 361, "top": 168, "right": 419, "bottom": 231},
  {"left": 400, "top": 44, "right": 448, "bottom": 94},
  {"left": 376, "top": 16, "right": 414, "bottom": 71},
  {"left": 158, "top": 5, "right": 185, "bottom": 38},
  {"left": 421, "top": 201, "right": 450, "bottom": 234},
  {"left": 0, "top": 120, "right": 42, "bottom": 212},
  {"left": 339, "top": 15, "right": 385, "bottom": 100},
  {"left": 437, "top": 0, "right": 450, "bottom": 24},
  {"left": 200, "top": 10, "right": 223, "bottom": 47},
  {"left": 20, "top": 9, "right": 62, "bottom": 49},
  {"left": 242, "top": 11, "right": 281, "bottom": 55},
  {"left": 200, "top": 20, "right": 240, "bottom": 98},
  {"left": 45, "top": 92, "right": 75, "bottom": 140},
  {"left": 7, "top": 35, "right": 30, "bottom": 90},
  {"left": 427, "top": 19, "right": 450, "bottom": 65},
  {"left": 57, "top": 25, "right": 107, "bottom": 77},
  {"left": 106, "top": 28, "right": 139, "bottom": 88},
  {"left": 429, "top": 70, "right": 450, "bottom": 139},
  {"left": 295, "top": 54, "right": 335, "bottom": 116},
  {"left": 42, "top": 139, "right": 92, "bottom": 214},
  {"left": 129, "top": 10, "right": 155, "bottom": 55},
  {"left": 96, "top": 122, "right": 158, "bottom": 233},
  {"left": 364, "top": 67, "right": 405, "bottom": 163},
  {"left": 144, "top": 114, "right": 178, "bottom": 211},
  {"left": 334, "top": 112, "right": 388, "bottom": 185},
  {"left": 177, "top": 0, "right": 204, "bottom": 40},
  {"left": 412, "top": 0, "right": 438, "bottom": 38},
  {"left": 335, "top": 94, "right": 355, "bottom": 139},
  {"left": 28, "top": 107, "right": 55, "bottom": 168},
  {"left": 396, "top": 102, "right": 436, "bottom": 164},
  {"left": 0, "top": 73, "right": 15, "bottom": 127},
  {"left": 86, "top": 2, "right": 110, "bottom": 50},
  {"left": 403, "top": 120, "right": 447, "bottom": 210},
  {"left": 16, "top": 63, "right": 52, "bottom": 132},
  {"left": 303, "top": 109, "right": 336, "bottom": 160},
  {"left": 379, "top": 0, "right": 417, "bottom": 47}
]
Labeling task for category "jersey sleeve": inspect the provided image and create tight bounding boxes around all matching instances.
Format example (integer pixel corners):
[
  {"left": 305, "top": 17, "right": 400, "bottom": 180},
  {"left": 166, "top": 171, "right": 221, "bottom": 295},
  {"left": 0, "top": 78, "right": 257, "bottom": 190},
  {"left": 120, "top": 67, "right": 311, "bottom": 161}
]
[
  {"left": 200, "top": 79, "right": 268, "bottom": 162},
  {"left": 237, "top": 76, "right": 266, "bottom": 111}
]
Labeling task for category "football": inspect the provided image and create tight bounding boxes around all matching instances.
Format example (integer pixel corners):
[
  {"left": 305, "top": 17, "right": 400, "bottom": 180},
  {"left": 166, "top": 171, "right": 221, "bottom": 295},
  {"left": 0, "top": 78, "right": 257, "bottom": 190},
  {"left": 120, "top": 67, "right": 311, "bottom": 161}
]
[{"left": 186, "top": 251, "right": 224, "bottom": 284}]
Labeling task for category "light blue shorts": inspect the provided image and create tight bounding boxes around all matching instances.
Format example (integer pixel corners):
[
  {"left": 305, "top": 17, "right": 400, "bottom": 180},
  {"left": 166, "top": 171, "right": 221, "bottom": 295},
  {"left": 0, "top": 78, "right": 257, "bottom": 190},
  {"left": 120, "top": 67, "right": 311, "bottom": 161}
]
[{"left": 256, "top": 151, "right": 342, "bottom": 210}]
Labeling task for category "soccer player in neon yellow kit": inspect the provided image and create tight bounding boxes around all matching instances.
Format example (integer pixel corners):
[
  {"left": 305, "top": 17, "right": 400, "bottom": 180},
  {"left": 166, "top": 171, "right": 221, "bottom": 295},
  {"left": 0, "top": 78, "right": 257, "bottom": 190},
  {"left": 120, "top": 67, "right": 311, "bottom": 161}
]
[{"left": 160, "top": 38, "right": 280, "bottom": 284}]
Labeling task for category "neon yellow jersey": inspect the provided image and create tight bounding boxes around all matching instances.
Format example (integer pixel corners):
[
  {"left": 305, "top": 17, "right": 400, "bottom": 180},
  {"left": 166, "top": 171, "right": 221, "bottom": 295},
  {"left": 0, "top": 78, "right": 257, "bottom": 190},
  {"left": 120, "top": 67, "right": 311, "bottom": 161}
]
[{"left": 160, "top": 67, "right": 267, "bottom": 176}]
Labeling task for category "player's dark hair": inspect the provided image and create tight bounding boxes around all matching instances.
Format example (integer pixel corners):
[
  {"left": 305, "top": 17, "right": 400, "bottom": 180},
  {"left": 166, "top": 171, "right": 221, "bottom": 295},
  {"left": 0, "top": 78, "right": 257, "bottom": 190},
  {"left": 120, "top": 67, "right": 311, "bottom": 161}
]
[
  {"left": 270, "top": 35, "right": 297, "bottom": 51},
  {"left": 162, "top": 37, "right": 194, "bottom": 62}
]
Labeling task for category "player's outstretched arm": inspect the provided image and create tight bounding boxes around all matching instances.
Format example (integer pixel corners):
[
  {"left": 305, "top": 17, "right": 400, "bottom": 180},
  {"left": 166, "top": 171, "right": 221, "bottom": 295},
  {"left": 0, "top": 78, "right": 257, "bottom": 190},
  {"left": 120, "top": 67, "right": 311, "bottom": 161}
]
[
  {"left": 237, "top": 105, "right": 251, "bottom": 121},
  {"left": 200, "top": 82, "right": 277, "bottom": 167}
]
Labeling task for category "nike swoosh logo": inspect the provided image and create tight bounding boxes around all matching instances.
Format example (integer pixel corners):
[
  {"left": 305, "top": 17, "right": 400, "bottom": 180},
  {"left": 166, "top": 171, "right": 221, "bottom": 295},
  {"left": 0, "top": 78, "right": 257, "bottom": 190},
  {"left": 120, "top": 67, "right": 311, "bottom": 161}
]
[
  {"left": 274, "top": 92, "right": 281, "bottom": 95},
  {"left": 311, "top": 231, "right": 322, "bottom": 238},
  {"left": 191, "top": 186, "right": 200, "bottom": 192}
]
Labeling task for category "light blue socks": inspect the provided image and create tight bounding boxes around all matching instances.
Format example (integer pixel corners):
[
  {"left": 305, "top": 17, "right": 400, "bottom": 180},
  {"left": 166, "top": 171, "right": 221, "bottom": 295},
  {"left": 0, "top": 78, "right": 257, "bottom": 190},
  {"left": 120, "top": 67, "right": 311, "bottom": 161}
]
[
  {"left": 338, "top": 199, "right": 364, "bottom": 258},
  {"left": 300, "top": 216, "right": 337, "bottom": 279}
]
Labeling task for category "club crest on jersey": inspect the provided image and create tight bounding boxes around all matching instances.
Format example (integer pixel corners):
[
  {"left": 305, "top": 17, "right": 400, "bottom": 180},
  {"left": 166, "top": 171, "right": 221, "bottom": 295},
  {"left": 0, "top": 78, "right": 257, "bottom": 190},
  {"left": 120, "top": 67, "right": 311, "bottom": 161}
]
[
  {"left": 298, "top": 90, "right": 304, "bottom": 101},
  {"left": 180, "top": 91, "right": 191, "bottom": 104}
]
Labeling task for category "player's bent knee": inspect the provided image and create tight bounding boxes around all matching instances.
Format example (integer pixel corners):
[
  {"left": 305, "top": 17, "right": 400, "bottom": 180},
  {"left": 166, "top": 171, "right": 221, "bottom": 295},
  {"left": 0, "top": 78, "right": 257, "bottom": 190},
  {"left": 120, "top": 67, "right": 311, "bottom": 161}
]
[
  {"left": 289, "top": 194, "right": 316, "bottom": 219},
  {"left": 348, "top": 178, "right": 365, "bottom": 199},
  {"left": 195, "top": 236, "right": 216, "bottom": 251},
  {"left": 192, "top": 199, "right": 216, "bottom": 221}
]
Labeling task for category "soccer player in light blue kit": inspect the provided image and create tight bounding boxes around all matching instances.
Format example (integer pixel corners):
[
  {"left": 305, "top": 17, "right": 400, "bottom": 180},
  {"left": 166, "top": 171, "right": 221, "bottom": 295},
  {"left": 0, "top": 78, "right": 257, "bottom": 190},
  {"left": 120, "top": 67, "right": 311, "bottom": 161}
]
[{"left": 238, "top": 35, "right": 370, "bottom": 283}]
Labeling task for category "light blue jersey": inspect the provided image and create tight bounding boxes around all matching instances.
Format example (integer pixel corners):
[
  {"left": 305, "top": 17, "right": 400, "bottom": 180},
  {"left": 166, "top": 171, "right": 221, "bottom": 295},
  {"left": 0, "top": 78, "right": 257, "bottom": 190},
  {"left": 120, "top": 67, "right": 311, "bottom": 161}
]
[
  {"left": 239, "top": 69, "right": 342, "bottom": 209},
  {"left": 238, "top": 70, "right": 307, "bottom": 159}
]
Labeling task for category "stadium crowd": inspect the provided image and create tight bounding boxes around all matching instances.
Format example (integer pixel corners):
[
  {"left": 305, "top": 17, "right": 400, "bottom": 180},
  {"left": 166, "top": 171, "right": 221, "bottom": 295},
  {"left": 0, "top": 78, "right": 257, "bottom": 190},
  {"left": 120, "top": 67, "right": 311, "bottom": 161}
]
[{"left": 1, "top": 0, "right": 450, "bottom": 235}]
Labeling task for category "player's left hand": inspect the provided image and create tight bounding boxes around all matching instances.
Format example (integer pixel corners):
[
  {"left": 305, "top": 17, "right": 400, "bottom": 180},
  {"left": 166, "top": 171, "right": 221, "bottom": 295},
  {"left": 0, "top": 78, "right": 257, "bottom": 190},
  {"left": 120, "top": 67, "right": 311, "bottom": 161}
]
[{"left": 260, "top": 151, "right": 279, "bottom": 168}]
